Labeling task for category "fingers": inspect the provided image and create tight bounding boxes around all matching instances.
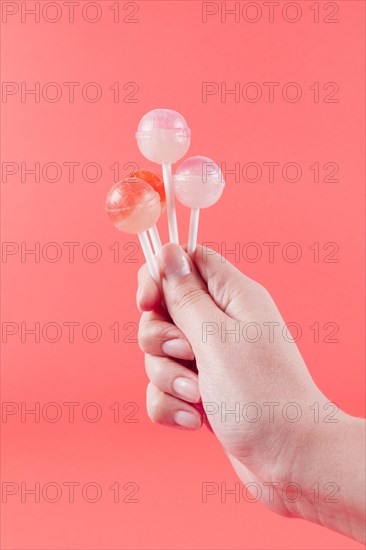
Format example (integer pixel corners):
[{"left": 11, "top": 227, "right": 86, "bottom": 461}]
[
  {"left": 145, "top": 354, "right": 200, "bottom": 403},
  {"left": 156, "top": 244, "right": 226, "bottom": 353},
  {"left": 146, "top": 382, "right": 202, "bottom": 430},
  {"left": 137, "top": 264, "right": 161, "bottom": 312},
  {"left": 137, "top": 245, "right": 268, "bottom": 320},
  {"left": 193, "top": 244, "right": 269, "bottom": 320},
  {"left": 138, "top": 309, "right": 194, "bottom": 360}
]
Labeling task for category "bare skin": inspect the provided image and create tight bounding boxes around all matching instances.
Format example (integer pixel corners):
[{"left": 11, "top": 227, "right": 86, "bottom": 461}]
[{"left": 137, "top": 243, "right": 366, "bottom": 543}]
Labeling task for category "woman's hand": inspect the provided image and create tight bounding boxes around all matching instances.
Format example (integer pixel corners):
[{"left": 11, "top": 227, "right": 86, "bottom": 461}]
[{"left": 137, "top": 243, "right": 365, "bottom": 542}]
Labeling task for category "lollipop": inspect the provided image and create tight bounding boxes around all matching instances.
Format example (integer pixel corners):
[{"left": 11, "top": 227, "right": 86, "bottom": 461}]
[
  {"left": 136, "top": 109, "right": 191, "bottom": 244},
  {"left": 105, "top": 178, "right": 161, "bottom": 283},
  {"left": 173, "top": 156, "right": 225, "bottom": 256},
  {"left": 128, "top": 169, "right": 166, "bottom": 207},
  {"left": 128, "top": 169, "right": 165, "bottom": 253}
]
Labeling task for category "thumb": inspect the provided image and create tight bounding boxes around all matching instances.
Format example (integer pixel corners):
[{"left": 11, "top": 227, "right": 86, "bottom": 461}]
[{"left": 157, "top": 244, "right": 226, "bottom": 354}]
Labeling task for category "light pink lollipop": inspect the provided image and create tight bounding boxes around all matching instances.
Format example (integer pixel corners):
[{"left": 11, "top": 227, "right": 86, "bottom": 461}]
[
  {"left": 174, "top": 156, "right": 225, "bottom": 256},
  {"left": 136, "top": 109, "right": 191, "bottom": 244}
]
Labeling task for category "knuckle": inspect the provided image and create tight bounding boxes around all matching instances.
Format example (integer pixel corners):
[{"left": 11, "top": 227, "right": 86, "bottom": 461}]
[
  {"left": 137, "top": 320, "right": 149, "bottom": 352},
  {"left": 145, "top": 355, "right": 170, "bottom": 388},
  {"left": 137, "top": 263, "right": 148, "bottom": 283},
  {"left": 144, "top": 354, "right": 152, "bottom": 378},
  {"left": 170, "top": 285, "right": 207, "bottom": 314},
  {"left": 137, "top": 314, "right": 155, "bottom": 351},
  {"left": 237, "top": 279, "right": 272, "bottom": 307},
  {"left": 145, "top": 355, "right": 162, "bottom": 381},
  {"left": 139, "top": 317, "right": 179, "bottom": 353},
  {"left": 211, "top": 274, "right": 232, "bottom": 311},
  {"left": 255, "top": 282, "right": 272, "bottom": 301},
  {"left": 146, "top": 383, "right": 164, "bottom": 423},
  {"left": 138, "top": 311, "right": 150, "bottom": 333},
  {"left": 150, "top": 358, "right": 165, "bottom": 381},
  {"left": 149, "top": 321, "right": 172, "bottom": 341}
]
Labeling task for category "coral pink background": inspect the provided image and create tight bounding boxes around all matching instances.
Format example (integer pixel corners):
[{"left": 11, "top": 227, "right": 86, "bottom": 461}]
[{"left": 1, "top": 1, "right": 365, "bottom": 548}]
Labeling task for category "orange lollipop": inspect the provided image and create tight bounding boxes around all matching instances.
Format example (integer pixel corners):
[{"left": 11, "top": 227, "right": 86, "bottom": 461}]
[
  {"left": 105, "top": 178, "right": 161, "bottom": 283},
  {"left": 128, "top": 170, "right": 166, "bottom": 210},
  {"left": 128, "top": 170, "right": 165, "bottom": 252}
]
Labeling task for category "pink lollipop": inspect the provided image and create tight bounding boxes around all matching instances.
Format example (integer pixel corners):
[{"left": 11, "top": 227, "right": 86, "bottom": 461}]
[
  {"left": 136, "top": 109, "right": 191, "bottom": 244},
  {"left": 105, "top": 178, "right": 161, "bottom": 282},
  {"left": 173, "top": 156, "right": 225, "bottom": 256}
]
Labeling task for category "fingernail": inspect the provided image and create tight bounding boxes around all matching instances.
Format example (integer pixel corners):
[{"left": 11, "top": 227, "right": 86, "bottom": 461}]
[
  {"left": 174, "top": 410, "right": 201, "bottom": 430},
  {"left": 173, "top": 377, "right": 200, "bottom": 402},
  {"left": 159, "top": 244, "right": 191, "bottom": 281},
  {"left": 161, "top": 338, "right": 194, "bottom": 360}
]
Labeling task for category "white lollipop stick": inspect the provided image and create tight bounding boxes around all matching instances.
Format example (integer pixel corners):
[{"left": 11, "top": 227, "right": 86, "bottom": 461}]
[
  {"left": 162, "top": 163, "right": 179, "bottom": 244},
  {"left": 188, "top": 208, "right": 200, "bottom": 257},
  {"left": 138, "top": 232, "right": 160, "bottom": 283},
  {"left": 149, "top": 224, "right": 162, "bottom": 254}
]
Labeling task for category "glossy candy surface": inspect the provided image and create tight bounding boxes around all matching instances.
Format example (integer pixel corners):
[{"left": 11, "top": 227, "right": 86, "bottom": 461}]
[
  {"left": 173, "top": 156, "right": 225, "bottom": 209},
  {"left": 105, "top": 178, "right": 161, "bottom": 234},
  {"left": 128, "top": 169, "right": 166, "bottom": 209},
  {"left": 136, "top": 109, "right": 190, "bottom": 164}
]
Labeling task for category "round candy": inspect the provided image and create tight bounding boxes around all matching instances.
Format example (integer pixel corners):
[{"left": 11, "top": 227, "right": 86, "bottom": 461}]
[
  {"left": 105, "top": 178, "right": 161, "bottom": 234},
  {"left": 128, "top": 169, "right": 166, "bottom": 209},
  {"left": 136, "top": 109, "right": 191, "bottom": 164},
  {"left": 173, "top": 156, "right": 225, "bottom": 209}
]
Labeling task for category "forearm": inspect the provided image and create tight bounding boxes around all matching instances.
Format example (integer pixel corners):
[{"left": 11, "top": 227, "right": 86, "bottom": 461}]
[{"left": 293, "top": 413, "right": 366, "bottom": 543}]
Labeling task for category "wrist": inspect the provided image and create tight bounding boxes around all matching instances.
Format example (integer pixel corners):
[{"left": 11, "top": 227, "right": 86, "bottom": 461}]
[{"left": 284, "top": 412, "right": 365, "bottom": 542}]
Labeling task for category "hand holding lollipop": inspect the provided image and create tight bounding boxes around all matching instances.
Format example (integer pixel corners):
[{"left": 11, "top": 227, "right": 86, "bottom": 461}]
[
  {"left": 173, "top": 156, "right": 225, "bottom": 256},
  {"left": 105, "top": 178, "right": 161, "bottom": 283},
  {"left": 136, "top": 109, "right": 191, "bottom": 244}
]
